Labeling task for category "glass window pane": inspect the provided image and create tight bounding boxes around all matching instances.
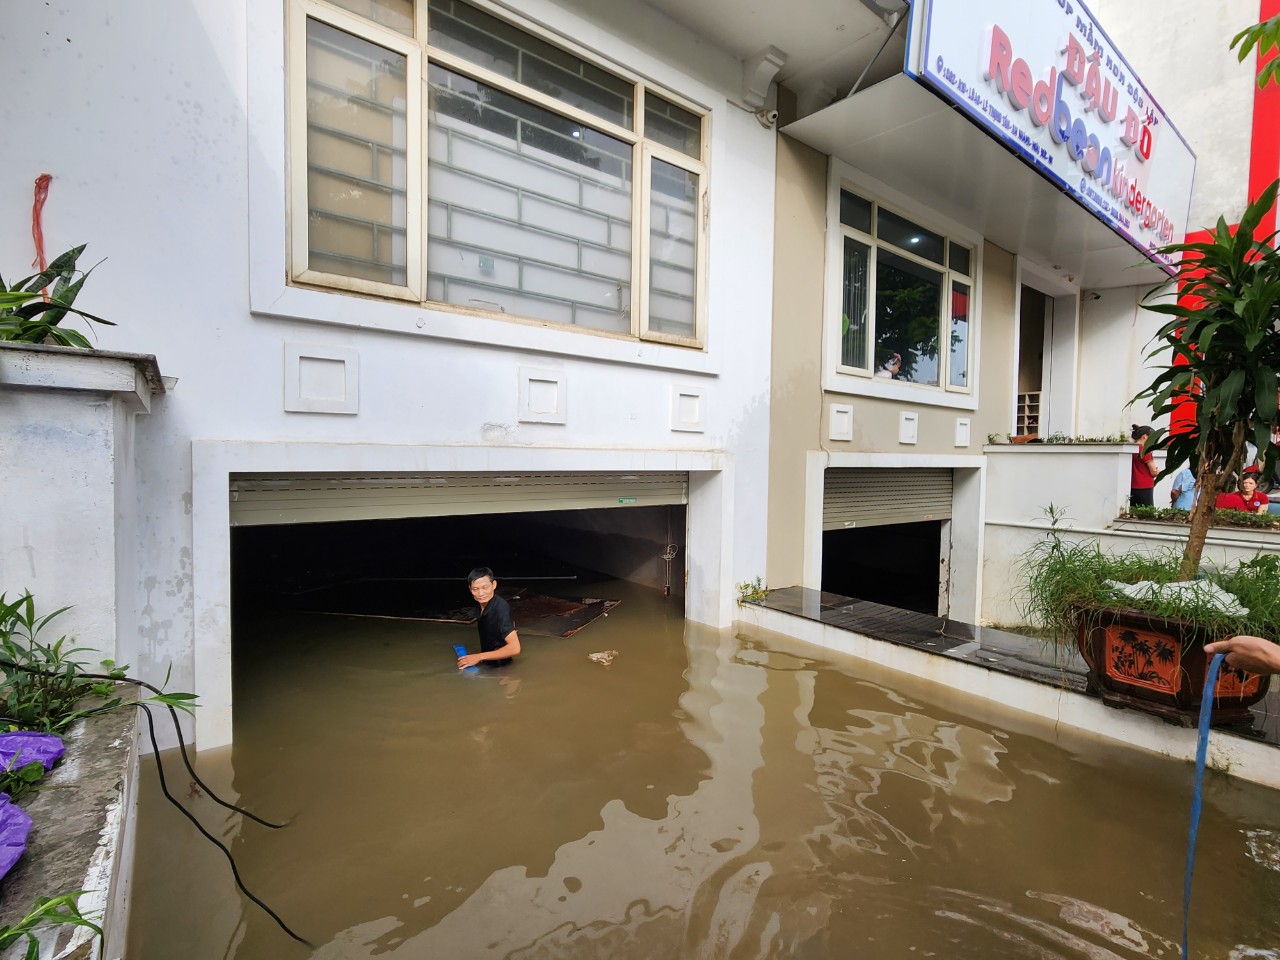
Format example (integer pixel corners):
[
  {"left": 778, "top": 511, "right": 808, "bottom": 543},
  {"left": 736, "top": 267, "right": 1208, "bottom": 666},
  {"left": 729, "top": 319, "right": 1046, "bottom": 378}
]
[
  {"left": 950, "top": 281, "right": 970, "bottom": 389},
  {"left": 325, "top": 0, "right": 415, "bottom": 36},
  {"left": 426, "top": 64, "right": 632, "bottom": 332},
  {"left": 644, "top": 94, "right": 701, "bottom": 159},
  {"left": 306, "top": 20, "right": 409, "bottom": 286},
  {"left": 949, "top": 242, "right": 971, "bottom": 276},
  {"left": 840, "top": 190, "right": 872, "bottom": 233},
  {"left": 648, "top": 158, "right": 699, "bottom": 339},
  {"left": 875, "top": 248, "right": 942, "bottom": 386},
  {"left": 877, "top": 207, "right": 944, "bottom": 264},
  {"left": 428, "top": 0, "right": 633, "bottom": 128},
  {"left": 841, "top": 236, "right": 870, "bottom": 369}
]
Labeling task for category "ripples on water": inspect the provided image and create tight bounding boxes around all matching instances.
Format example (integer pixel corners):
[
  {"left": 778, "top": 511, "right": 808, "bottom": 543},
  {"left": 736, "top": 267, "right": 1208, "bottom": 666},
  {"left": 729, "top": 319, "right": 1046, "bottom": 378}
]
[{"left": 128, "top": 581, "right": 1280, "bottom": 958}]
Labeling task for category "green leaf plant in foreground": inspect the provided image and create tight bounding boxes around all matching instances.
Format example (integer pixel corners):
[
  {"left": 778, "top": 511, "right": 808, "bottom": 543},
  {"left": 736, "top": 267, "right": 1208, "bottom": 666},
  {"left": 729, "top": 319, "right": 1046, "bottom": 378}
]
[
  {"left": 0, "top": 892, "right": 103, "bottom": 958},
  {"left": 0, "top": 244, "right": 115, "bottom": 348},
  {"left": 0, "top": 591, "right": 195, "bottom": 734},
  {"left": 1133, "top": 179, "right": 1280, "bottom": 581},
  {"left": 1231, "top": 12, "right": 1280, "bottom": 89}
]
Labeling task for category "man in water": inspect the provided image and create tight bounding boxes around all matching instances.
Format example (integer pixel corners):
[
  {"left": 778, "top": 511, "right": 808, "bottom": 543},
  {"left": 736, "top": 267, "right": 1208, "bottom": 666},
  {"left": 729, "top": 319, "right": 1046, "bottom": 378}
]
[{"left": 458, "top": 567, "right": 521, "bottom": 669}]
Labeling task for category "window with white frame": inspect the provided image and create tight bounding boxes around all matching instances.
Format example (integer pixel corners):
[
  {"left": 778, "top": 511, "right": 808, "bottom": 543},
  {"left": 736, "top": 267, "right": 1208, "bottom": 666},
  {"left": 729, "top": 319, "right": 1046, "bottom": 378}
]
[
  {"left": 288, "top": 0, "right": 709, "bottom": 347},
  {"left": 837, "top": 188, "right": 973, "bottom": 391}
]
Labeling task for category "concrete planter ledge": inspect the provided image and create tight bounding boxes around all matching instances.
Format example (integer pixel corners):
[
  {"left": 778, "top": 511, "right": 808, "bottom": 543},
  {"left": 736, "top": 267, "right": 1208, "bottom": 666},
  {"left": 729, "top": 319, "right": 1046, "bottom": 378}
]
[
  {"left": 1111, "top": 517, "right": 1280, "bottom": 550},
  {"left": 983, "top": 443, "right": 1134, "bottom": 453},
  {"left": 0, "top": 693, "right": 139, "bottom": 960},
  {"left": 0, "top": 342, "right": 164, "bottom": 413}
]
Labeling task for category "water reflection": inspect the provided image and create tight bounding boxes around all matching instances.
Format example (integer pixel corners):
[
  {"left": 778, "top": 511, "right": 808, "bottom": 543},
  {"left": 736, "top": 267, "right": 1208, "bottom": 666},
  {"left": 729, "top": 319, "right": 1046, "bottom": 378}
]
[{"left": 128, "top": 582, "right": 1280, "bottom": 958}]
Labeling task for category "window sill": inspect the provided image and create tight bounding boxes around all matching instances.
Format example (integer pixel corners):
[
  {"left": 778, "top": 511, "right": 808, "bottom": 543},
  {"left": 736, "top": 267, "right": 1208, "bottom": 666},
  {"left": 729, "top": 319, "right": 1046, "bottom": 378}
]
[
  {"left": 252, "top": 283, "right": 720, "bottom": 376},
  {"left": 822, "top": 367, "right": 977, "bottom": 411}
]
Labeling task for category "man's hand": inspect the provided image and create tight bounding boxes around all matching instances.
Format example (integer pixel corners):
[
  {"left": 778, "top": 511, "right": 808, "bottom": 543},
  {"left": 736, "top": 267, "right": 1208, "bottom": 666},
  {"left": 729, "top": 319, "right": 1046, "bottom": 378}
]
[
  {"left": 1203, "top": 635, "right": 1280, "bottom": 675},
  {"left": 458, "top": 653, "right": 484, "bottom": 669}
]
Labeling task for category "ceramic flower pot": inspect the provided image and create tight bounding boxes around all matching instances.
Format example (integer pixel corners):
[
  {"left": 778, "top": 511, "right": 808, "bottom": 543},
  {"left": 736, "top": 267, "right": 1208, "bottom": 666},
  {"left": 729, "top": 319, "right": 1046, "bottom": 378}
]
[{"left": 1075, "top": 605, "right": 1271, "bottom": 727}]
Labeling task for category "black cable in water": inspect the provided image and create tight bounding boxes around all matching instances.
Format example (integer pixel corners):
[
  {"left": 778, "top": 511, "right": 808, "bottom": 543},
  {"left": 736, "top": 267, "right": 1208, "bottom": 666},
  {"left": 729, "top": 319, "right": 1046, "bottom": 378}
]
[
  {"left": 0, "top": 659, "right": 287, "bottom": 830},
  {"left": 137, "top": 703, "right": 313, "bottom": 948}
]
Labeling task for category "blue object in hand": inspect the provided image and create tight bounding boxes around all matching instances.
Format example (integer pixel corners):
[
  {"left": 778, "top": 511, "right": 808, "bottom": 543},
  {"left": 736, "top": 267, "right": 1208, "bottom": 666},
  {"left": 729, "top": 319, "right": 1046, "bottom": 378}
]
[{"left": 454, "top": 644, "right": 478, "bottom": 673}]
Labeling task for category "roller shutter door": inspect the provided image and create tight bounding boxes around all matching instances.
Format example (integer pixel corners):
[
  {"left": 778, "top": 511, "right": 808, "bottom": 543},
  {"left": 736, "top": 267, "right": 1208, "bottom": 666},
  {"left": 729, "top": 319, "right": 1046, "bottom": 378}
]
[
  {"left": 822, "top": 468, "right": 952, "bottom": 530},
  {"left": 229, "top": 472, "right": 688, "bottom": 526}
]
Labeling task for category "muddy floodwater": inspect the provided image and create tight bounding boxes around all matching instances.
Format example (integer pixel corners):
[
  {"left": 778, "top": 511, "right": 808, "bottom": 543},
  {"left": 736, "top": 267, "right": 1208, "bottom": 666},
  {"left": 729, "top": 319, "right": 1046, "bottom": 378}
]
[{"left": 128, "top": 578, "right": 1280, "bottom": 958}]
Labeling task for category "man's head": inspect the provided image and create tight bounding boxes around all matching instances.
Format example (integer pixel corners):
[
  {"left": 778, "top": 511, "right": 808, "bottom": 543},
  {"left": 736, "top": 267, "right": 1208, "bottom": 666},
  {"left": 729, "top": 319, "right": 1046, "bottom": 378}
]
[{"left": 468, "top": 566, "right": 497, "bottom": 604}]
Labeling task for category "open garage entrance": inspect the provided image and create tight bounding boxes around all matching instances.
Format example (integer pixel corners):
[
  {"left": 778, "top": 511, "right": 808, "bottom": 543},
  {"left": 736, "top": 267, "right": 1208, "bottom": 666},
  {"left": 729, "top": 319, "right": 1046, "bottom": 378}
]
[
  {"left": 228, "top": 470, "right": 689, "bottom": 630},
  {"left": 821, "top": 520, "right": 946, "bottom": 615},
  {"left": 820, "top": 467, "right": 952, "bottom": 616}
]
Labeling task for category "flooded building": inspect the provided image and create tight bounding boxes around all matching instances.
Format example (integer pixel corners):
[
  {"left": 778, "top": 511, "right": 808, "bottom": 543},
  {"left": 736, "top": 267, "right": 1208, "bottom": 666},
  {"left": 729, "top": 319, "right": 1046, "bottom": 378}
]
[
  {"left": 765, "top": 0, "right": 1275, "bottom": 623},
  {"left": 2, "top": 0, "right": 1275, "bottom": 753}
]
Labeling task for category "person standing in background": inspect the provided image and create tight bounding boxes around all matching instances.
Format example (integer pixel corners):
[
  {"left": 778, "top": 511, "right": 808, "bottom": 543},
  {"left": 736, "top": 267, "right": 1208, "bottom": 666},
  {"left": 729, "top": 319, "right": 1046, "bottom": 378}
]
[
  {"left": 1170, "top": 465, "right": 1196, "bottom": 511},
  {"left": 1130, "top": 424, "right": 1157, "bottom": 508}
]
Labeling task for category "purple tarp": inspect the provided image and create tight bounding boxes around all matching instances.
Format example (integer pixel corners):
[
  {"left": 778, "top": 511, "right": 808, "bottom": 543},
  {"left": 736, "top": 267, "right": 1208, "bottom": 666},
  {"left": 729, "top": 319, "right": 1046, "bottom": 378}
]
[
  {"left": 0, "top": 792, "right": 33, "bottom": 880},
  {"left": 0, "top": 732, "right": 64, "bottom": 881},
  {"left": 0, "top": 731, "right": 65, "bottom": 772}
]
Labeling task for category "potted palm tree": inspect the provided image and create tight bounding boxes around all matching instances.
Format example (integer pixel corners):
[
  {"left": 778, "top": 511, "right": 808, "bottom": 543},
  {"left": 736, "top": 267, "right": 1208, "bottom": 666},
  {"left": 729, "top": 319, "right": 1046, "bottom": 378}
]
[{"left": 1022, "top": 180, "right": 1280, "bottom": 726}]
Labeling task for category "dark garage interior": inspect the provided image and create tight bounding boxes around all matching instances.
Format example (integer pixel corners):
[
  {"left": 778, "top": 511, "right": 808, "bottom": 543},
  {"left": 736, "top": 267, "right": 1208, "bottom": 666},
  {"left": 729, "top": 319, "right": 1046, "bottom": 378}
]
[{"left": 820, "top": 520, "right": 945, "bottom": 616}]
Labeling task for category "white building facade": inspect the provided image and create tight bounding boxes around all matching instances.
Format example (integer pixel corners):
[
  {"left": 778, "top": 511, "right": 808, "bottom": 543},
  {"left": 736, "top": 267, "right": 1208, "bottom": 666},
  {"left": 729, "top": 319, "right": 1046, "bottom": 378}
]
[
  {"left": 3, "top": 0, "right": 1276, "bottom": 750},
  {"left": 2, "top": 0, "right": 780, "bottom": 749}
]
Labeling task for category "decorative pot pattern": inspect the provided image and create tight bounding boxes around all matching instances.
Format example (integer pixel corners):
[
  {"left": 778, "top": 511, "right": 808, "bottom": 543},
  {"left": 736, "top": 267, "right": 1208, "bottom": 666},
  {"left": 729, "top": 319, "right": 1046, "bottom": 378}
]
[{"left": 1078, "top": 606, "right": 1270, "bottom": 727}]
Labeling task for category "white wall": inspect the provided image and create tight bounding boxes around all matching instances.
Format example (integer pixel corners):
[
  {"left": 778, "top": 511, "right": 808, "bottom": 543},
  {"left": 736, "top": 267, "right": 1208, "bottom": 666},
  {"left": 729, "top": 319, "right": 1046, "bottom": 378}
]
[
  {"left": 2, "top": 0, "right": 776, "bottom": 749},
  {"left": 1075, "top": 284, "right": 1169, "bottom": 437},
  {"left": 1089, "top": 0, "right": 1259, "bottom": 230},
  {"left": 981, "top": 444, "right": 1179, "bottom": 625},
  {"left": 0, "top": 387, "right": 120, "bottom": 659}
]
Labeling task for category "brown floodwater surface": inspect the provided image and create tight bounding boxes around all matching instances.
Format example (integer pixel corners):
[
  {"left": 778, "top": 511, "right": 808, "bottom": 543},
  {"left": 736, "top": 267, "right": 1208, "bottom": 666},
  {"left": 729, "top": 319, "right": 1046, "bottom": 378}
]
[{"left": 128, "top": 579, "right": 1280, "bottom": 959}]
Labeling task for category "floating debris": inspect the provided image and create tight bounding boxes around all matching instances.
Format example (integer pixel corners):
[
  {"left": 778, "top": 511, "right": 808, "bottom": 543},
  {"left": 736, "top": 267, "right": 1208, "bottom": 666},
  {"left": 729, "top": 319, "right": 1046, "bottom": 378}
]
[{"left": 587, "top": 650, "right": 619, "bottom": 666}]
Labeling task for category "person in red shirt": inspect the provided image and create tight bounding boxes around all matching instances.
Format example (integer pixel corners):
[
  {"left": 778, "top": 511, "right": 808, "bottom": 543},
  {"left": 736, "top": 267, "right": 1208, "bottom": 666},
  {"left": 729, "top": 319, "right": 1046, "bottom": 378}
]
[
  {"left": 1215, "top": 473, "right": 1269, "bottom": 514},
  {"left": 1129, "top": 425, "right": 1157, "bottom": 507}
]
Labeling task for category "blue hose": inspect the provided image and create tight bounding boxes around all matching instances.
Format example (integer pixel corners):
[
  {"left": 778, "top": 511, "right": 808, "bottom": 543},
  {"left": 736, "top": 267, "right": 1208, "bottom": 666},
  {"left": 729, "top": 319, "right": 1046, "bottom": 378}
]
[{"left": 1182, "top": 651, "right": 1226, "bottom": 960}]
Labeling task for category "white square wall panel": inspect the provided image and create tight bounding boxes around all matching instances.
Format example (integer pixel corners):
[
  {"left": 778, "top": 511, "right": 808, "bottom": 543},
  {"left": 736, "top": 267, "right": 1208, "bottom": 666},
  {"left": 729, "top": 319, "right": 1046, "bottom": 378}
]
[
  {"left": 518, "top": 366, "right": 567, "bottom": 424},
  {"left": 828, "top": 403, "right": 854, "bottom": 442},
  {"left": 283, "top": 343, "right": 359, "bottom": 414},
  {"left": 955, "top": 417, "right": 971, "bottom": 447},
  {"left": 671, "top": 385, "right": 705, "bottom": 433},
  {"left": 898, "top": 411, "right": 919, "bottom": 445}
]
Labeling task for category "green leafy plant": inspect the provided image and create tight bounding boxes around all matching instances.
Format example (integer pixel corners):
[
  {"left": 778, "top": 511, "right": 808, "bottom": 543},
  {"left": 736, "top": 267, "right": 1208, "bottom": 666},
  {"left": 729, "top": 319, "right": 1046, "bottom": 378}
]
[
  {"left": 0, "top": 593, "right": 124, "bottom": 732},
  {"left": 1123, "top": 504, "right": 1280, "bottom": 529},
  {"left": 1038, "top": 432, "right": 1129, "bottom": 444},
  {"left": 0, "top": 758, "right": 47, "bottom": 804},
  {"left": 736, "top": 577, "right": 767, "bottom": 603},
  {"left": 0, "top": 592, "right": 199, "bottom": 736},
  {"left": 1135, "top": 179, "right": 1280, "bottom": 580},
  {"left": 0, "top": 245, "right": 115, "bottom": 348},
  {"left": 1020, "top": 506, "right": 1280, "bottom": 646},
  {"left": 1231, "top": 12, "right": 1280, "bottom": 89},
  {"left": 0, "top": 892, "right": 103, "bottom": 958}
]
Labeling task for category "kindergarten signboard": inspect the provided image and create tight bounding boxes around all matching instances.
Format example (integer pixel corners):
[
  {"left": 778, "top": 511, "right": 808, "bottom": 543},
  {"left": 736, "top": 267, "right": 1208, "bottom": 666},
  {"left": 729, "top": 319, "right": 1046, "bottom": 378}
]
[{"left": 907, "top": 0, "right": 1196, "bottom": 274}]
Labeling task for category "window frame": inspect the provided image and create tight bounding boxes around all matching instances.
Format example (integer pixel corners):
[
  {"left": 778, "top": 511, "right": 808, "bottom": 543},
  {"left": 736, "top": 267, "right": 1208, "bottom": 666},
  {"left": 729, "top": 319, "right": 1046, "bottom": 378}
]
[
  {"left": 286, "top": 0, "right": 710, "bottom": 348},
  {"left": 823, "top": 162, "right": 982, "bottom": 411}
]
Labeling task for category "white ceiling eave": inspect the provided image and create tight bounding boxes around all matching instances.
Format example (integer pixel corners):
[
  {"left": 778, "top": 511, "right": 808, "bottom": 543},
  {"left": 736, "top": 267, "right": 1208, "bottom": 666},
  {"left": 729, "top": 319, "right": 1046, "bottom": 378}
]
[{"left": 782, "top": 74, "right": 1171, "bottom": 291}]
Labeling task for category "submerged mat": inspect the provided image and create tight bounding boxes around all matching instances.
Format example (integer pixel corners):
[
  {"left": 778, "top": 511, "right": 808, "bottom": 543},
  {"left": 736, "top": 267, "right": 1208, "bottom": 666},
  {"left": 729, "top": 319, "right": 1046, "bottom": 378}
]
[{"left": 509, "top": 595, "right": 621, "bottom": 638}]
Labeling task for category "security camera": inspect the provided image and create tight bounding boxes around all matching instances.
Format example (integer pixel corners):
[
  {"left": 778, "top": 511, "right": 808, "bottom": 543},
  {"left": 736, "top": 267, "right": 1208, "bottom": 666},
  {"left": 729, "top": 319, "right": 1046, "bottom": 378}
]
[{"left": 755, "top": 108, "right": 779, "bottom": 128}]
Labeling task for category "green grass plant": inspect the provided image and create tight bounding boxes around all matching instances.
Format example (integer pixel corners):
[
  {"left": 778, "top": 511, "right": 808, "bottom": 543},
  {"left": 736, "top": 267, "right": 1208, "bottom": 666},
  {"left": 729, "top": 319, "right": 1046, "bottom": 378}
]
[
  {"left": 1020, "top": 507, "right": 1280, "bottom": 646},
  {"left": 0, "top": 892, "right": 103, "bottom": 958}
]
